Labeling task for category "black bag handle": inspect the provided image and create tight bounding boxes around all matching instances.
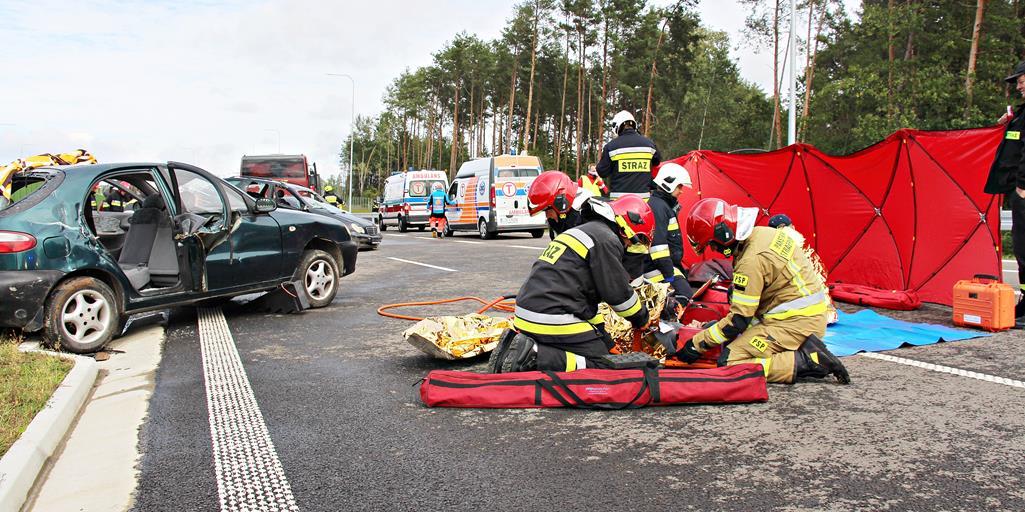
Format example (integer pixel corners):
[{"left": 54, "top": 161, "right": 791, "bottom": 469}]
[
  {"left": 537, "top": 368, "right": 659, "bottom": 410},
  {"left": 973, "top": 274, "right": 1000, "bottom": 282}
]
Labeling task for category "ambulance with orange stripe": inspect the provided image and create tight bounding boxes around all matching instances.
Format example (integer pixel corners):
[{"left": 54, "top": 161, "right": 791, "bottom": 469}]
[{"left": 445, "top": 154, "right": 547, "bottom": 239}]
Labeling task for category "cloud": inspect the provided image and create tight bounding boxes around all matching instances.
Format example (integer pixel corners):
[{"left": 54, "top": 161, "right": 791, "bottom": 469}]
[{"left": 0, "top": 0, "right": 860, "bottom": 180}]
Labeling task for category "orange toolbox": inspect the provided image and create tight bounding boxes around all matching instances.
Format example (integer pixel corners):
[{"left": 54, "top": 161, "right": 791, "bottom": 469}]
[{"left": 952, "top": 274, "right": 1017, "bottom": 331}]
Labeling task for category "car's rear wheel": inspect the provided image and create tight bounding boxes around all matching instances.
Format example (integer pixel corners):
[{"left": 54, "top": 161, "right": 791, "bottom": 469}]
[
  {"left": 378, "top": 216, "right": 387, "bottom": 231},
  {"left": 444, "top": 224, "right": 453, "bottom": 238},
  {"left": 530, "top": 229, "right": 545, "bottom": 238},
  {"left": 44, "top": 277, "right": 120, "bottom": 353},
  {"left": 293, "top": 249, "right": 339, "bottom": 308},
  {"left": 398, "top": 216, "right": 408, "bottom": 232}
]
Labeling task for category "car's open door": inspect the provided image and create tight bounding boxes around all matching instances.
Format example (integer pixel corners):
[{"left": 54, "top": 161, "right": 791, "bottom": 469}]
[{"left": 164, "top": 161, "right": 232, "bottom": 292}]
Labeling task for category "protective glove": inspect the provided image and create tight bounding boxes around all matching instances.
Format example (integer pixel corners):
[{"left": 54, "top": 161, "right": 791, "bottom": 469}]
[{"left": 675, "top": 330, "right": 703, "bottom": 364}]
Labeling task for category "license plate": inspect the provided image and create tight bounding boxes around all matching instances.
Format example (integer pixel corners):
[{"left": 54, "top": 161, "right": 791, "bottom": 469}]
[{"left": 507, "top": 209, "right": 528, "bottom": 216}]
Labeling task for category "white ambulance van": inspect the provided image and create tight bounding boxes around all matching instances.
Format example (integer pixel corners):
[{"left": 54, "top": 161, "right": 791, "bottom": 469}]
[
  {"left": 445, "top": 154, "right": 547, "bottom": 239},
  {"left": 378, "top": 169, "right": 448, "bottom": 232}
]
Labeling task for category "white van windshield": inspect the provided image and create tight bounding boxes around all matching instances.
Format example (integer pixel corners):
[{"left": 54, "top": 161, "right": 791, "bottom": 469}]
[
  {"left": 496, "top": 168, "right": 539, "bottom": 178},
  {"left": 409, "top": 180, "right": 445, "bottom": 197}
]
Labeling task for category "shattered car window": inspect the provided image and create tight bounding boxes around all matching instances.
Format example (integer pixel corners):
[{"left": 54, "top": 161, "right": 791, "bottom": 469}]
[{"left": 0, "top": 173, "right": 48, "bottom": 211}]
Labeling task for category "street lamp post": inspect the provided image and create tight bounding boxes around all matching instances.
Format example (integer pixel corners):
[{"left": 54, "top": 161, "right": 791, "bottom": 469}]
[{"left": 327, "top": 73, "right": 356, "bottom": 208}]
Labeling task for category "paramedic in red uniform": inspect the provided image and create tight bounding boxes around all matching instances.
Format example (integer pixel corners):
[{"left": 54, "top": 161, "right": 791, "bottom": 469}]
[
  {"left": 596, "top": 111, "right": 661, "bottom": 198},
  {"left": 488, "top": 196, "right": 654, "bottom": 373},
  {"left": 989, "top": 61, "right": 1025, "bottom": 320}
]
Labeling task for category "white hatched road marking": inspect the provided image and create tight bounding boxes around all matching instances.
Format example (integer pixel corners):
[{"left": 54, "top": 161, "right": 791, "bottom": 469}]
[
  {"left": 861, "top": 352, "right": 1025, "bottom": 390},
  {"left": 387, "top": 256, "right": 457, "bottom": 272},
  {"left": 198, "top": 308, "right": 299, "bottom": 512}
]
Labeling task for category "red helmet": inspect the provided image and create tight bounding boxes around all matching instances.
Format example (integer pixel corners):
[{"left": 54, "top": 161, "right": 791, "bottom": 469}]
[
  {"left": 528, "top": 171, "right": 577, "bottom": 215},
  {"left": 610, "top": 195, "right": 655, "bottom": 247},
  {"left": 686, "top": 198, "right": 739, "bottom": 255}
]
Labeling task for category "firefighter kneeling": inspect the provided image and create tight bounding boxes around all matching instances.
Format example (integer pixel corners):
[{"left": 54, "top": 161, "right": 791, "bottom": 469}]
[
  {"left": 674, "top": 198, "right": 850, "bottom": 385},
  {"left": 488, "top": 196, "right": 654, "bottom": 373}
]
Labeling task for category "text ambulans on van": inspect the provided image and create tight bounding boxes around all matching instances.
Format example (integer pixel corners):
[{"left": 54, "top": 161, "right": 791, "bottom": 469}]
[
  {"left": 446, "top": 154, "right": 547, "bottom": 239},
  {"left": 378, "top": 170, "right": 448, "bottom": 232}
]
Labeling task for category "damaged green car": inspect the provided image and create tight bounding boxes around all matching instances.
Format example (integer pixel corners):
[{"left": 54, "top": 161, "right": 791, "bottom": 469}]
[{"left": 0, "top": 161, "right": 357, "bottom": 353}]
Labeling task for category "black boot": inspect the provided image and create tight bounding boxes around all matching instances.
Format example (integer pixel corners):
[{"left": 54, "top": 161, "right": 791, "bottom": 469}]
[
  {"left": 500, "top": 333, "right": 537, "bottom": 373},
  {"left": 795, "top": 334, "right": 850, "bottom": 385},
  {"left": 487, "top": 329, "right": 516, "bottom": 373},
  {"left": 1016, "top": 295, "right": 1025, "bottom": 320}
]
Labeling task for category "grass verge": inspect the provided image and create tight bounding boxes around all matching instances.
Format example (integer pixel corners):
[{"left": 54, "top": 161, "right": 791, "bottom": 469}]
[{"left": 0, "top": 330, "right": 73, "bottom": 457}]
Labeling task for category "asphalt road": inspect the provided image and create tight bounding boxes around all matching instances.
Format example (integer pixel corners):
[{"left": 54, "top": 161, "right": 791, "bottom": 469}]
[{"left": 133, "top": 228, "right": 1025, "bottom": 512}]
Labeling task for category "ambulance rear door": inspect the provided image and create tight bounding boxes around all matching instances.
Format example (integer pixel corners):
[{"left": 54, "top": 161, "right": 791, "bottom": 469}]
[{"left": 493, "top": 164, "right": 545, "bottom": 230}]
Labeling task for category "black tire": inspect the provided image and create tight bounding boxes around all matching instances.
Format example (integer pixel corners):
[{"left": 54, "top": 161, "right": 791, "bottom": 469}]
[
  {"left": 293, "top": 249, "right": 340, "bottom": 308},
  {"left": 398, "top": 216, "right": 408, "bottom": 232},
  {"left": 444, "top": 224, "right": 453, "bottom": 238},
  {"left": 530, "top": 229, "right": 545, "bottom": 238},
  {"left": 478, "top": 219, "right": 495, "bottom": 240},
  {"left": 378, "top": 216, "right": 387, "bottom": 231},
  {"left": 43, "top": 277, "right": 120, "bottom": 353}
]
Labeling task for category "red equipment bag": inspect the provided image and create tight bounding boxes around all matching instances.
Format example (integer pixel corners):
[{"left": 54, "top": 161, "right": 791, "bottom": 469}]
[
  {"left": 829, "top": 282, "right": 922, "bottom": 311},
  {"left": 419, "top": 364, "right": 768, "bottom": 409}
]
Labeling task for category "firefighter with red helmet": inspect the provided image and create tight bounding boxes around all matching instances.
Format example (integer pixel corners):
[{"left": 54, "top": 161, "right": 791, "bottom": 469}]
[
  {"left": 643, "top": 162, "right": 693, "bottom": 300},
  {"left": 527, "top": 170, "right": 597, "bottom": 240},
  {"left": 489, "top": 195, "right": 655, "bottom": 373},
  {"left": 673, "top": 198, "right": 850, "bottom": 385}
]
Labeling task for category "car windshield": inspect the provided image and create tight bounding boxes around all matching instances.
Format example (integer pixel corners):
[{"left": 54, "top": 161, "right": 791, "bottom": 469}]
[
  {"left": 409, "top": 180, "right": 445, "bottom": 197},
  {"left": 496, "top": 168, "right": 539, "bottom": 178},
  {"left": 0, "top": 172, "right": 49, "bottom": 212},
  {"left": 296, "top": 189, "right": 338, "bottom": 210}
]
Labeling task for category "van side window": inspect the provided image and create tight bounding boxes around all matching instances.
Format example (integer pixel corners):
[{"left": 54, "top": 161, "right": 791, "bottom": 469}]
[{"left": 447, "top": 182, "right": 459, "bottom": 198}]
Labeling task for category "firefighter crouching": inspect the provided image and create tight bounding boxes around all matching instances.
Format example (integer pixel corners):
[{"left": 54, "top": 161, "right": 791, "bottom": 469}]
[
  {"left": 644, "top": 162, "right": 694, "bottom": 301},
  {"left": 527, "top": 170, "right": 597, "bottom": 240},
  {"left": 488, "top": 196, "right": 655, "bottom": 373},
  {"left": 674, "top": 198, "right": 850, "bottom": 385}
]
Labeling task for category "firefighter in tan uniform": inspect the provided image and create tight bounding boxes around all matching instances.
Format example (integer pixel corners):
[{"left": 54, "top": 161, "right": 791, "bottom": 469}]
[{"left": 673, "top": 198, "right": 850, "bottom": 384}]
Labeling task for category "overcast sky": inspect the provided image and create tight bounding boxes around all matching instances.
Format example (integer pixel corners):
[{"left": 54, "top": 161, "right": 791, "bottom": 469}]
[{"left": 0, "top": 0, "right": 859, "bottom": 180}]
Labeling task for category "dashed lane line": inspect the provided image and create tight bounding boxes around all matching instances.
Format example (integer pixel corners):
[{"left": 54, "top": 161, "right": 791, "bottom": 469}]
[
  {"left": 449, "top": 239, "right": 484, "bottom": 244},
  {"left": 860, "top": 352, "right": 1025, "bottom": 390},
  {"left": 387, "top": 256, "right": 457, "bottom": 272},
  {"left": 198, "top": 307, "right": 299, "bottom": 512},
  {"left": 504, "top": 244, "right": 543, "bottom": 250}
]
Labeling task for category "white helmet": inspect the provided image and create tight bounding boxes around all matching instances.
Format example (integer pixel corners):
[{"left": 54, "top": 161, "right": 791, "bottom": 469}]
[
  {"left": 611, "top": 110, "right": 636, "bottom": 134},
  {"left": 653, "top": 162, "right": 692, "bottom": 193}
]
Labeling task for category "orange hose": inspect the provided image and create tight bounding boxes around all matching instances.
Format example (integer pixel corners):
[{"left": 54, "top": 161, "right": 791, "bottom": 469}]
[{"left": 377, "top": 296, "right": 516, "bottom": 322}]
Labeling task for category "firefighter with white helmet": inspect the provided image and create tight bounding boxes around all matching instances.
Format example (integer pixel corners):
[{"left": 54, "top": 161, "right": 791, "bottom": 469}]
[
  {"left": 596, "top": 111, "right": 662, "bottom": 197},
  {"left": 642, "top": 162, "right": 693, "bottom": 300}
]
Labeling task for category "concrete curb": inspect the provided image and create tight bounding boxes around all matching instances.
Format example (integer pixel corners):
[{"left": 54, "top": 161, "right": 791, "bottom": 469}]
[{"left": 0, "top": 344, "right": 98, "bottom": 512}]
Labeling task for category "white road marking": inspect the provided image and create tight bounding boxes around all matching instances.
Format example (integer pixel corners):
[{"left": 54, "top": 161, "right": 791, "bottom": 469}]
[
  {"left": 505, "top": 244, "right": 543, "bottom": 250},
  {"left": 860, "top": 352, "right": 1025, "bottom": 390},
  {"left": 450, "top": 239, "right": 484, "bottom": 244},
  {"left": 198, "top": 308, "right": 299, "bottom": 512},
  {"left": 387, "top": 234, "right": 407, "bottom": 237},
  {"left": 387, "top": 256, "right": 457, "bottom": 272}
]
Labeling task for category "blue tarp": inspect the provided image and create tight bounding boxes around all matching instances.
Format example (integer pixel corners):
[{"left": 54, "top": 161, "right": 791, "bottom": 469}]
[{"left": 822, "top": 310, "right": 990, "bottom": 357}]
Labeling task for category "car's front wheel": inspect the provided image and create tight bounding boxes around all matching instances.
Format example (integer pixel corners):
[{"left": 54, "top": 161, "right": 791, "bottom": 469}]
[
  {"left": 378, "top": 216, "right": 387, "bottom": 231},
  {"left": 398, "top": 216, "right": 408, "bottom": 232},
  {"left": 43, "top": 277, "right": 120, "bottom": 353},
  {"left": 294, "top": 249, "right": 339, "bottom": 308}
]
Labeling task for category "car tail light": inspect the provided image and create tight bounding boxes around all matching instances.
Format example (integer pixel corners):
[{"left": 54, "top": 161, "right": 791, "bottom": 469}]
[
  {"left": 490, "top": 186, "right": 496, "bottom": 209},
  {"left": 0, "top": 231, "right": 37, "bottom": 253}
]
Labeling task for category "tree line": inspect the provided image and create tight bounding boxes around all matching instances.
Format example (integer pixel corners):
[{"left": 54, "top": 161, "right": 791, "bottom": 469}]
[{"left": 337, "top": 0, "right": 1025, "bottom": 199}]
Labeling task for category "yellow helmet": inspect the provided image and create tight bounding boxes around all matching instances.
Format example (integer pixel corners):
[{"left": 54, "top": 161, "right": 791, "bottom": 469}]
[{"left": 324, "top": 185, "right": 334, "bottom": 192}]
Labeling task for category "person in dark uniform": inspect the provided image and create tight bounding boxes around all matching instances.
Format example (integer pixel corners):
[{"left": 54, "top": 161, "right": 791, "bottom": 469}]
[
  {"left": 596, "top": 111, "right": 661, "bottom": 198},
  {"left": 527, "top": 170, "right": 600, "bottom": 240},
  {"left": 643, "top": 162, "right": 694, "bottom": 301},
  {"left": 488, "top": 196, "right": 655, "bottom": 373},
  {"left": 323, "top": 185, "right": 341, "bottom": 207},
  {"left": 105, "top": 186, "right": 127, "bottom": 212},
  {"left": 988, "top": 61, "right": 1025, "bottom": 319}
]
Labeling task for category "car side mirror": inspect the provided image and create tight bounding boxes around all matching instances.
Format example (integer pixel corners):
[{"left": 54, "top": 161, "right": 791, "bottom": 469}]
[{"left": 254, "top": 198, "right": 277, "bottom": 213}]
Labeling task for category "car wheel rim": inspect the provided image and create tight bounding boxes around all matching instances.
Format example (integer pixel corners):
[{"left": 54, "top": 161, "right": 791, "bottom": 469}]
[
  {"left": 60, "top": 290, "right": 111, "bottom": 347},
  {"left": 479, "top": 222, "right": 486, "bottom": 238},
  {"left": 305, "top": 259, "right": 335, "bottom": 301}
]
